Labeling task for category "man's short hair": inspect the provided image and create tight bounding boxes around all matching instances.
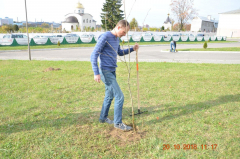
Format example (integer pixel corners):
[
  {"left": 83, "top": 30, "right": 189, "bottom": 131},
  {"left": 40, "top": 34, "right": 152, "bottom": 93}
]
[{"left": 117, "top": 20, "right": 130, "bottom": 28}]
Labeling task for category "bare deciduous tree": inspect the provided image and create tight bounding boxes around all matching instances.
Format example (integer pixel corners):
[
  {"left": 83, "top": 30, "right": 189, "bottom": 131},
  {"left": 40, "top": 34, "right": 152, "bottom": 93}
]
[{"left": 170, "top": 0, "right": 197, "bottom": 31}]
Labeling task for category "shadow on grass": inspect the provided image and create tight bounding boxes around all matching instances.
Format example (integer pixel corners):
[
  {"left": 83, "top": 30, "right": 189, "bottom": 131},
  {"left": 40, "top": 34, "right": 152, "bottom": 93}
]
[
  {"left": 1, "top": 94, "right": 239, "bottom": 134},
  {"left": 142, "top": 94, "right": 240, "bottom": 125}
]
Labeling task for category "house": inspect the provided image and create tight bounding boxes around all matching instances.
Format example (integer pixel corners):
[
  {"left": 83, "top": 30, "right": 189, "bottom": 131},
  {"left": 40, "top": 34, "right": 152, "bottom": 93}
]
[
  {"left": 163, "top": 14, "right": 171, "bottom": 31},
  {"left": 191, "top": 16, "right": 218, "bottom": 32},
  {"left": 217, "top": 9, "right": 240, "bottom": 37},
  {"left": 62, "top": 1, "right": 96, "bottom": 32}
]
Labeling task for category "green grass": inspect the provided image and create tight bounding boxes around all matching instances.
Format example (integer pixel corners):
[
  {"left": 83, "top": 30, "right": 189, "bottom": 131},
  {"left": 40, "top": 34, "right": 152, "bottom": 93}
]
[
  {"left": 0, "top": 60, "right": 240, "bottom": 158},
  {"left": 0, "top": 41, "right": 237, "bottom": 51},
  {"left": 178, "top": 47, "right": 240, "bottom": 51}
]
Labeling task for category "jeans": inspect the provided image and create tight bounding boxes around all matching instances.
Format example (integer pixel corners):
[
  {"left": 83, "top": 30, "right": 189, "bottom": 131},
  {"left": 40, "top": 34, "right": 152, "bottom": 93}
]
[
  {"left": 170, "top": 41, "right": 176, "bottom": 52},
  {"left": 99, "top": 69, "right": 124, "bottom": 125}
]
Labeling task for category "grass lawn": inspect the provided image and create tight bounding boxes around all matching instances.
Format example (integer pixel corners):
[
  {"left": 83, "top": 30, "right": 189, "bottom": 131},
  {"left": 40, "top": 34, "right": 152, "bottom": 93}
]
[
  {"left": 0, "top": 60, "right": 240, "bottom": 158},
  {"left": 0, "top": 41, "right": 237, "bottom": 51},
  {"left": 178, "top": 47, "right": 240, "bottom": 51}
]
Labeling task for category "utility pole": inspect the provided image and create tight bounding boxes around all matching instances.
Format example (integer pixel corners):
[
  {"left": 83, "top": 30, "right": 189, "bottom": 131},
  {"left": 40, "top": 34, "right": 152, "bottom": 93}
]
[{"left": 24, "top": 0, "right": 31, "bottom": 60}]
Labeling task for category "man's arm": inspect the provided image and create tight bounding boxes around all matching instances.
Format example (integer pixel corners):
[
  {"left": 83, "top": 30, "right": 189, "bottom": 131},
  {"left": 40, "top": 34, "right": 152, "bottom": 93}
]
[
  {"left": 90, "top": 34, "right": 107, "bottom": 82},
  {"left": 117, "top": 43, "right": 139, "bottom": 56}
]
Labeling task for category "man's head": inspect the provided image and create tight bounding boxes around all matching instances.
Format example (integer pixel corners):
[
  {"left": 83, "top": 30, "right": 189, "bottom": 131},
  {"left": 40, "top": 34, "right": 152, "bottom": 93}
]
[{"left": 114, "top": 20, "right": 130, "bottom": 38}]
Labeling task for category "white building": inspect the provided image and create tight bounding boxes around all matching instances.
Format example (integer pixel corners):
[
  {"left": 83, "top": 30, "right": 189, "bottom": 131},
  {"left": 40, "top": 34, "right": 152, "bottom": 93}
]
[
  {"left": 191, "top": 16, "right": 218, "bottom": 32},
  {"left": 163, "top": 14, "right": 171, "bottom": 31},
  {"left": 0, "top": 17, "right": 13, "bottom": 26},
  {"left": 62, "top": 1, "right": 96, "bottom": 32},
  {"left": 217, "top": 9, "right": 240, "bottom": 37}
]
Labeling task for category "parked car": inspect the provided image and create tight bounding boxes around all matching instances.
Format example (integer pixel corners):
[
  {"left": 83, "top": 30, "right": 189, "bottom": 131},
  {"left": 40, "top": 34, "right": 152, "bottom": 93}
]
[
  {"left": 80, "top": 34, "right": 96, "bottom": 42},
  {"left": 172, "top": 34, "right": 180, "bottom": 37},
  {"left": 64, "top": 34, "right": 79, "bottom": 37},
  {"left": 33, "top": 35, "right": 59, "bottom": 44},
  {"left": 120, "top": 35, "right": 132, "bottom": 42},
  {"left": 0, "top": 34, "right": 28, "bottom": 45},
  {"left": 142, "top": 32, "right": 153, "bottom": 41},
  {"left": 131, "top": 33, "right": 142, "bottom": 41},
  {"left": 197, "top": 33, "right": 205, "bottom": 37}
]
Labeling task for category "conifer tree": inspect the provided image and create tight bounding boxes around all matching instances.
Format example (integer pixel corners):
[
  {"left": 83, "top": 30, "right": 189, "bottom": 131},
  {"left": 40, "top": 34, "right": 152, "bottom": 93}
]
[{"left": 101, "top": 0, "right": 124, "bottom": 30}]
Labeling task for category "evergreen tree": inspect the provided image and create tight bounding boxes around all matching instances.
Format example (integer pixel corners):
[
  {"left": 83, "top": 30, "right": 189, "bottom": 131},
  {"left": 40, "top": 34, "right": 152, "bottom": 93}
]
[
  {"left": 203, "top": 41, "right": 208, "bottom": 49},
  {"left": 101, "top": 0, "right": 124, "bottom": 31},
  {"left": 13, "top": 25, "right": 19, "bottom": 32}
]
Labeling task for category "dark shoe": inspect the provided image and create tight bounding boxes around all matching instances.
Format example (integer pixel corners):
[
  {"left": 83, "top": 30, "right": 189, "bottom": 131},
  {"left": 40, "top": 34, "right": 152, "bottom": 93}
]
[
  {"left": 99, "top": 118, "right": 114, "bottom": 124},
  {"left": 114, "top": 123, "right": 132, "bottom": 131}
]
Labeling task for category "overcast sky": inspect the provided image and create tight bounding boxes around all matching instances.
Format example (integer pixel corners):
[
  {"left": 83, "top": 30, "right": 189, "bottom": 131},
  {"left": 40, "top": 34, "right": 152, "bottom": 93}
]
[{"left": 0, "top": 0, "right": 239, "bottom": 27}]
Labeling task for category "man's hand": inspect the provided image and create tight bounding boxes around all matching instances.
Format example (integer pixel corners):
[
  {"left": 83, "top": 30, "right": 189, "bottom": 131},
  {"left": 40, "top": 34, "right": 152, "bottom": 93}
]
[
  {"left": 133, "top": 43, "right": 139, "bottom": 51},
  {"left": 94, "top": 74, "right": 101, "bottom": 83}
]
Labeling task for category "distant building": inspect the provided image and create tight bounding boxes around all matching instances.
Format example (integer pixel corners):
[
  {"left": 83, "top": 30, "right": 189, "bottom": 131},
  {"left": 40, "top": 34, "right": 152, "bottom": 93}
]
[
  {"left": 163, "top": 14, "right": 171, "bottom": 31},
  {"left": 143, "top": 24, "right": 149, "bottom": 29},
  {"left": 62, "top": 1, "right": 96, "bottom": 32},
  {"left": 0, "top": 17, "right": 13, "bottom": 26},
  {"left": 217, "top": 9, "right": 240, "bottom": 37},
  {"left": 191, "top": 15, "right": 218, "bottom": 32},
  {"left": 19, "top": 21, "right": 61, "bottom": 28}
]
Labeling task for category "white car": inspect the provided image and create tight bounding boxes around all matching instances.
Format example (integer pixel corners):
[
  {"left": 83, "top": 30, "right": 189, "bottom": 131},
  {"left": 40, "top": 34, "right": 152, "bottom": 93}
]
[
  {"left": 142, "top": 33, "right": 153, "bottom": 41},
  {"left": 33, "top": 35, "right": 51, "bottom": 44},
  {"left": 120, "top": 35, "right": 132, "bottom": 42},
  {"left": 0, "top": 34, "right": 28, "bottom": 45},
  {"left": 80, "top": 34, "right": 96, "bottom": 43}
]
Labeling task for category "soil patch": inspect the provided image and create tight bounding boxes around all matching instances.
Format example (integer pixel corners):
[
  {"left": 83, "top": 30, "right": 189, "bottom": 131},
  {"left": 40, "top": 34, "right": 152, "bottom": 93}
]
[
  {"left": 43, "top": 67, "right": 61, "bottom": 72},
  {"left": 107, "top": 124, "right": 147, "bottom": 146}
]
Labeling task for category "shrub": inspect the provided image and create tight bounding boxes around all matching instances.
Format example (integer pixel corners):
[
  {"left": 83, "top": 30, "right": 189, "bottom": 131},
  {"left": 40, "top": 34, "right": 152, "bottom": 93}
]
[
  {"left": 203, "top": 41, "right": 208, "bottom": 49},
  {"left": 57, "top": 41, "right": 60, "bottom": 46}
]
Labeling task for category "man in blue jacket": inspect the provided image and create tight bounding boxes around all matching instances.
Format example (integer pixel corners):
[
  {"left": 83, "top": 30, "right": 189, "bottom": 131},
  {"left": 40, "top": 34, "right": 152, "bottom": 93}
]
[{"left": 90, "top": 20, "right": 139, "bottom": 131}]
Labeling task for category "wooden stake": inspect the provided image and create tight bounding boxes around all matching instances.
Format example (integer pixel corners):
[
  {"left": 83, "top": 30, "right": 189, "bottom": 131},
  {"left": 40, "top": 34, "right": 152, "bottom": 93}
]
[{"left": 136, "top": 48, "right": 140, "bottom": 112}]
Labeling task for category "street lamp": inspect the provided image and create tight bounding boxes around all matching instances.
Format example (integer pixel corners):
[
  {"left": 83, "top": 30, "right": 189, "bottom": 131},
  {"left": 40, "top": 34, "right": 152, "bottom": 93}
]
[{"left": 24, "top": 0, "right": 31, "bottom": 60}]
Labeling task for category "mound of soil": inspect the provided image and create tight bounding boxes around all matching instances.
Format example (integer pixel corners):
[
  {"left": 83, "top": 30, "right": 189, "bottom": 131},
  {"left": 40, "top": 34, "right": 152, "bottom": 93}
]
[
  {"left": 43, "top": 67, "right": 61, "bottom": 72},
  {"left": 107, "top": 124, "right": 146, "bottom": 146}
]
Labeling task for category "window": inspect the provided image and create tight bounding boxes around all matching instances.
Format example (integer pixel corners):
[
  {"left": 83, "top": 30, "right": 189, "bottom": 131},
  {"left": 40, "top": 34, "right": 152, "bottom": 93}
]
[
  {"left": 89, "top": 20, "right": 91, "bottom": 23},
  {"left": 78, "top": 10, "right": 80, "bottom": 13},
  {"left": 83, "top": 19, "right": 85, "bottom": 23},
  {"left": 86, "top": 19, "right": 88, "bottom": 23}
]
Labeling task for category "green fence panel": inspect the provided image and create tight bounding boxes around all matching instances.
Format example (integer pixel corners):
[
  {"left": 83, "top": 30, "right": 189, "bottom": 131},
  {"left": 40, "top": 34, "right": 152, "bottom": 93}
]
[
  {"left": 89, "top": 37, "right": 97, "bottom": 43},
  {"left": 44, "top": 38, "right": 53, "bottom": 45},
  {"left": 164, "top": 37, "right": 173, "bottom": 42},
  {"left": 178, "top": 37, "right": 182, "bottom": 42},
  {"left": 61, "top": 37, "right": 69, "bottom": 45},
  {"left": 140, "top": 37, "right": 145, "bottom": 42},
  {"left": 160, "top": 36, "right": 164, "bottom": 42},
  {"left": 129, "top": 37, "right": 134, "bottom": 42},
  {"left": 30, "top": 39, "right": 37, "bottom": 46},
  {"left": 150, "top": 37, "right": 155, "bottom": 42},
  {"left": 75, "top": 37, "right": 83, "bottom": 44},
  {"left": 10, "top": 38, "right": 20, "bottom": 46}
]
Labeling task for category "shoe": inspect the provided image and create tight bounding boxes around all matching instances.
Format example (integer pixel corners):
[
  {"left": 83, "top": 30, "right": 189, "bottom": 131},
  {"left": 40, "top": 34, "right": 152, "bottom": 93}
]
[
  {"left": 114, "top": 123, "right": 132, "bottom": 131},
  {"left": 99, "top": 118, "right": 114, "bottom": 124}
]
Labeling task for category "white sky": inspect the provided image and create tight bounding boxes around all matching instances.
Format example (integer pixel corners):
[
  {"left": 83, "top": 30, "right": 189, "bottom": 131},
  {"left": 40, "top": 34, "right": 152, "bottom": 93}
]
[{"left": 0, "top": 0, "right": 239, "bottom": 27}]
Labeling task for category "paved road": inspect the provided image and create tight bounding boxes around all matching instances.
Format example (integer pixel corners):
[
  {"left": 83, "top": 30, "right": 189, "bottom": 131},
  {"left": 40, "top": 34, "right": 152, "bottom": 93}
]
[{"left": 0, "top": 42, "right": 240, "bottom": 64}]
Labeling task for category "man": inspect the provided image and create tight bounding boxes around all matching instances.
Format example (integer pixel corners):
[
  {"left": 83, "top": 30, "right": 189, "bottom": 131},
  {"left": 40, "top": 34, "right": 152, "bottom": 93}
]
[
  {"left": 90, "top": 20, "right": 139, "bottom": 131},
  {"left": 170, "top": 40, "right": 177, "bottom": 52}
]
